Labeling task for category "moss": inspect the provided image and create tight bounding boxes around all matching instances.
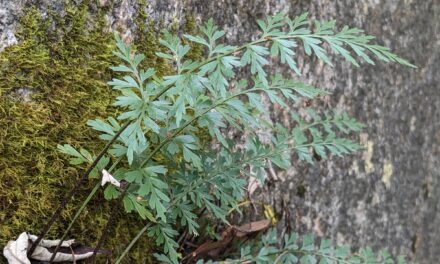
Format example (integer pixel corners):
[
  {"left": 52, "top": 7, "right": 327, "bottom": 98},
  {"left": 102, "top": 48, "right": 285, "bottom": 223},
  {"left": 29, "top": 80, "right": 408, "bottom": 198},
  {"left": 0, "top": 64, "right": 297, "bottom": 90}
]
[
  {"left": 0, "top": 0, "right": 191, "bottom": 262},
  {"left": 182, "top": 13, "right": 205, "bottom": 62},
  {"left": 133, "top": 0, "right": 171, "bottom": 75}
]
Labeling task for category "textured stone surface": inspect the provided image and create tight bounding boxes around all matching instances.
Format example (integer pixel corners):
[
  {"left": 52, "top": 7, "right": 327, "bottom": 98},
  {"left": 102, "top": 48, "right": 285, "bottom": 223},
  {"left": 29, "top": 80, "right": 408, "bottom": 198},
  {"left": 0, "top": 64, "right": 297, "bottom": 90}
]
[{"left": 1, "top": 0, "right": 439, "bottom": 263}]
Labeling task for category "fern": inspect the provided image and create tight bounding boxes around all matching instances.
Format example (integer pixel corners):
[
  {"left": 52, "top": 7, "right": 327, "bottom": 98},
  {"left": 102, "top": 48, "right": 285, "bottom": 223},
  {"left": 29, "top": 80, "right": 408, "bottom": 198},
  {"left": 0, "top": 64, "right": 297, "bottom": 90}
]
[{"left": 54, "top": 12, "right": 414, "bottom": 263}]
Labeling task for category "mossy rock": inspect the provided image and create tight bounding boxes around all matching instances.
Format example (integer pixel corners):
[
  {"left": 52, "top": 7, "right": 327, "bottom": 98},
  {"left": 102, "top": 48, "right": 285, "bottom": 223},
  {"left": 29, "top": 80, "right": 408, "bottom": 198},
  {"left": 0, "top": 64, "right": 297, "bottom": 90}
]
[{"left": 0, "top": 1, "right": 200, "bottom": 262}]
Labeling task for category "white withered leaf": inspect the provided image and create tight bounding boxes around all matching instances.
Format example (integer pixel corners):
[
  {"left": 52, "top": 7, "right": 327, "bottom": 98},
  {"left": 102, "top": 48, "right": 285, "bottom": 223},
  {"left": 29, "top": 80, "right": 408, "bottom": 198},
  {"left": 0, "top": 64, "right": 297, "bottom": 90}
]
[{"left": 101, "top": 169, "right": 121, "bottom": 187}]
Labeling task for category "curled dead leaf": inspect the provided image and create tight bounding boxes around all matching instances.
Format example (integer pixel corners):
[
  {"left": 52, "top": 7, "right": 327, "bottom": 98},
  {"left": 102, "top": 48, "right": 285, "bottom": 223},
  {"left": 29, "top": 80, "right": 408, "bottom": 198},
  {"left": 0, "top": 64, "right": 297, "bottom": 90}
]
[
  {"left": 235, "top": 219, "right": 271, "bottom": 238},
  {"left": 2, "top": 232, "right": 109, "bottom": 263}
]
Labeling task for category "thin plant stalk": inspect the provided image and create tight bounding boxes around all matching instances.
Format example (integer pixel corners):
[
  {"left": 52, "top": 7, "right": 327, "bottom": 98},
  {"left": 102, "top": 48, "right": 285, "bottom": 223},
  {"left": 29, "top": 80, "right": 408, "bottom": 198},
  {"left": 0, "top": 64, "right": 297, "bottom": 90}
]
[
  {"left": 28, "top": 121, "right": 131, "bottom": 257},
  {"left": 48, "top": 156, "right": 124, "bottom": 263},
  {"left": 88, "top": 184, "right": 129, "bottom": 264},
  {"left": 115, "top": 223, "right": 152, "bottom": 264}
]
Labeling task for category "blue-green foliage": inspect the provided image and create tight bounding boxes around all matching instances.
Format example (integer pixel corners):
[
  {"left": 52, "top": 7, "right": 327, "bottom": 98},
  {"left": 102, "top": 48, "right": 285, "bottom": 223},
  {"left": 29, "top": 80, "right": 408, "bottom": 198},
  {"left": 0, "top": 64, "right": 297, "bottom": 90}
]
[{"left": 58, "top": 13, "right": 413, "bottom": 263}]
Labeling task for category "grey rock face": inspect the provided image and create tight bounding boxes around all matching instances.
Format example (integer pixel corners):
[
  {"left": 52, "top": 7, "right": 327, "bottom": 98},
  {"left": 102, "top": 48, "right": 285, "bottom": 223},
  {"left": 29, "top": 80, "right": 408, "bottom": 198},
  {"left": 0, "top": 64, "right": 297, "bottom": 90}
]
[{"left": 1, "top": 0, "right": 438, "bottom": 263}]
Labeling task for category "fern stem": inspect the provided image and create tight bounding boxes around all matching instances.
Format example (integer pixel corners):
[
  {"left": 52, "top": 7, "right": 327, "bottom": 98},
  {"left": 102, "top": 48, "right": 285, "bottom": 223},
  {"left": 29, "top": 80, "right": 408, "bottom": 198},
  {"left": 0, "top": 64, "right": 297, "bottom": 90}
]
[
  {"left": 48, "top": 156, "right": 123, "bottom": 263},
  {"left": 115, "top": 223, "right": 152, "bottom": 264},
  {"left": 88, "top": 184, "right": 129, "bottom": 264},
  {"left": 28, "top": 121, "right": 131, "bottom": 257}
]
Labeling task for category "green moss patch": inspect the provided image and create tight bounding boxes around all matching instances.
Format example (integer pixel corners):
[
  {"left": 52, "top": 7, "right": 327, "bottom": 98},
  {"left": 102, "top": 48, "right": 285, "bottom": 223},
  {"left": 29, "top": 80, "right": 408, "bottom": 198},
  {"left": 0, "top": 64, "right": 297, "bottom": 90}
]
[{"left": 0, "top": 0, "right": 201, "bottom": 262}]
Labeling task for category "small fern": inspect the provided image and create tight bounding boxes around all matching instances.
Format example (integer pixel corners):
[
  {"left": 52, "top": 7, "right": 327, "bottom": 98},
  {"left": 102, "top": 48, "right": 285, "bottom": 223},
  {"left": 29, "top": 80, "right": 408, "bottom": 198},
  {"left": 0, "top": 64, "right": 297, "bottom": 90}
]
[{"left": 196, "top": 229, "right": 409, "bottom": 264}]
